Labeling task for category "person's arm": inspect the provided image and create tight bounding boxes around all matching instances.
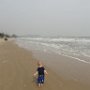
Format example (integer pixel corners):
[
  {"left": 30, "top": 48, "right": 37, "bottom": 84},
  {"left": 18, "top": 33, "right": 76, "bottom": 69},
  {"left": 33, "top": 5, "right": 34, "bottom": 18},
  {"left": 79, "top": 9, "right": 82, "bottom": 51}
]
[
  {"left": 44, "top": 70, "right": 48, "bottom": 75},
  {"left": 33, "top": 71, "right": 38, "bottom": 77}
]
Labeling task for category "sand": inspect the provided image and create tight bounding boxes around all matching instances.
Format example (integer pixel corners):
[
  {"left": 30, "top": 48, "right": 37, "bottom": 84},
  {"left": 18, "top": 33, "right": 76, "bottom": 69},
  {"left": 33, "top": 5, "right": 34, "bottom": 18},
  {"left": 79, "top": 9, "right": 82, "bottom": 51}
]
[
  {"left": 0, "top": 39, "right": 4, "bottom": 44},
  {"left": 0, "top": 41, "right": 90, "bottom": 90}
]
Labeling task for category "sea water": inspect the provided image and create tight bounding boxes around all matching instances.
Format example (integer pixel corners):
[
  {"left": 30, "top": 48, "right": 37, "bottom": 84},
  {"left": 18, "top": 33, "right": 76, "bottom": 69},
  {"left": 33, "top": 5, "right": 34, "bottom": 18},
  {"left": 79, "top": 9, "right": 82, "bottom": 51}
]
[{"left": 15, "top": 36, "right": 90, "bottom": 64}]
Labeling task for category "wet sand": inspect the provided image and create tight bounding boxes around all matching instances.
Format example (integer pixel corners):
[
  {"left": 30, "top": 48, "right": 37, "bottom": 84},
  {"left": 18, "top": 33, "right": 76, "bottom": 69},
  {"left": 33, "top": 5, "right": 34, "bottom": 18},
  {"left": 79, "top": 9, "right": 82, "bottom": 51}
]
[
  {"left": 0, "top": 41, "right": 90, "bottom": 90},
  {"left": 32, "top": 50, "right": 90, "bottom": 84}
]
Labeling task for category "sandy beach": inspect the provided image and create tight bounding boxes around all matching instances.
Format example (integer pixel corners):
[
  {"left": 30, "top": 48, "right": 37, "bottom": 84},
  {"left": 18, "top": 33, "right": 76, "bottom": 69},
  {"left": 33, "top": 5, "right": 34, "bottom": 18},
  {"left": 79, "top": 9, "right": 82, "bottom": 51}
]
[{"left": 0, "top": 41, "right": 90, "bottom": 90}]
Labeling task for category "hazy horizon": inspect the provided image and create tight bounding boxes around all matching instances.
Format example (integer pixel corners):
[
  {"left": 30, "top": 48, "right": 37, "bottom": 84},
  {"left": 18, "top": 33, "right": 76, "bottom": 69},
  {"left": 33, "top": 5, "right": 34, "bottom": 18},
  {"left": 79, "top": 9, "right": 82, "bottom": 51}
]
[{"left": 0, "top": 0, "right": 90, "bottom": 37}]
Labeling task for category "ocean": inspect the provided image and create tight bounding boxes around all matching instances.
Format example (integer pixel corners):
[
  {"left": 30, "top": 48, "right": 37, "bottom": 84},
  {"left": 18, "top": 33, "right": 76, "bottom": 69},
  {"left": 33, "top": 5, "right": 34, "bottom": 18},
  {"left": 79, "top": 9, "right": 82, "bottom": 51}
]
[{"left": 15, "top": 36, "right": 90, "bottom": 64}]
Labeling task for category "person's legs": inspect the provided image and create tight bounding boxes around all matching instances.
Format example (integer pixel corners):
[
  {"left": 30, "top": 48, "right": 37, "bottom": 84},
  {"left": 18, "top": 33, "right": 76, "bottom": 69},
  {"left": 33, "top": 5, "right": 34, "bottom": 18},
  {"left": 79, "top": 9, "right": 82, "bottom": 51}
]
[
  {"left": 37, "top": 76, "right": 41, "bottom": 87},
  {"left": 38, "top": 83, "right": 41, "bottom": 87},
  {"left": 37, "top": 75, "right": 45, "bottom": 87},
  {"left": 41, "top": 75, "right": 44, "bottom": 84}
]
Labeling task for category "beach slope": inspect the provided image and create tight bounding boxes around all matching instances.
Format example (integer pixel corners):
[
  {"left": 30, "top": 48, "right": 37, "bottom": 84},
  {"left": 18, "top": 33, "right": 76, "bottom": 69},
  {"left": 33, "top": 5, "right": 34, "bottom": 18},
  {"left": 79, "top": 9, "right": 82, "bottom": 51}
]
[{"left": 0, "top": 41, "right": 89, "bottom": 90}]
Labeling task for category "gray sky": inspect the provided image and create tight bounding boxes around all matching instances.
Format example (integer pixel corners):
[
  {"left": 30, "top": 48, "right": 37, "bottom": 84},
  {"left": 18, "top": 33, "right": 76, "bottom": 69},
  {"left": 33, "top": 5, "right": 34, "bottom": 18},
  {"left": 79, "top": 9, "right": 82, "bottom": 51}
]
[{"left": 0, "top": 0, "right": 90, "bottom": 36}]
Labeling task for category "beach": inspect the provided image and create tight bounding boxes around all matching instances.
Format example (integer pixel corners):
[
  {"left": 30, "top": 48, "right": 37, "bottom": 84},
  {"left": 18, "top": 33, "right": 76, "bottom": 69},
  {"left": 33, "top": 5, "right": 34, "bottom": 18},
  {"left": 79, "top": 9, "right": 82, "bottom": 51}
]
[{"left": 0, "top": 40, "right": 90, "bottom": 90}]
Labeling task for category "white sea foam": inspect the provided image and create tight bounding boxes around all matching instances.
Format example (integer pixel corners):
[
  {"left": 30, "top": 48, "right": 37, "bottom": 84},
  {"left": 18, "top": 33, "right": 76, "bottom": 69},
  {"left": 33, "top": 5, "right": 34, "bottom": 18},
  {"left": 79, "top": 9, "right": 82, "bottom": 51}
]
[
  {"left": 20, "top": 37, "right": 90, "bottom": 43},
  {"left": 58, "top": 53, "right": 90, "bottom": 64}
]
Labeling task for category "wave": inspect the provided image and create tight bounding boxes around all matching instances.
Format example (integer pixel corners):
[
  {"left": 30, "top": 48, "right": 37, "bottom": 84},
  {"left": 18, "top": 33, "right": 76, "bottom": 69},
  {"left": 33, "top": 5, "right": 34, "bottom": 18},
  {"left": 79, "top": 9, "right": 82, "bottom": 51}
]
[{"left": 19, "top": 36, "right": 90, "bottom": 43}]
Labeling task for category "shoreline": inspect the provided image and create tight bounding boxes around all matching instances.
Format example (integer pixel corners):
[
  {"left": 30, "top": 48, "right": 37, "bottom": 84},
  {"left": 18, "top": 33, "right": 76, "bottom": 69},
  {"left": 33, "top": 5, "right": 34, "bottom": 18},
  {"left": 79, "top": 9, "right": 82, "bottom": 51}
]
[
  {"left": 0, "top": 41, "right": 90, "bottom": 90},
  {"left": 31, "top": 49, "right": 90, "bottom": 85},
  {"left": 16, "top": 38, "right": 90, "bottom": 64}
]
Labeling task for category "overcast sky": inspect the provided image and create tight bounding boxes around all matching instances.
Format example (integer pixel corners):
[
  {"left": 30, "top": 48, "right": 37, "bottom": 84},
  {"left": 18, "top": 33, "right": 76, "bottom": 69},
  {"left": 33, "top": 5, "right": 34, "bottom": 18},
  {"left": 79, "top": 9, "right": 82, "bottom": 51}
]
[{"left": 0, "top": 0, "right": 90, "bottom": 36}]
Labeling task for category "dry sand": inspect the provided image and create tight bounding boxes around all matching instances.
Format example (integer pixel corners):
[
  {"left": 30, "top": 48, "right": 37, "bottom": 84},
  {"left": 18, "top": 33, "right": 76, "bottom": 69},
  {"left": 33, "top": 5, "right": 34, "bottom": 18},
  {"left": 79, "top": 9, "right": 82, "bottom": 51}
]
[
  {"left": 0, "top": 39, "right": 4, "bottom": 45},
  {"left": 0, "top": 41, "right": 90, "bottom": 90}
]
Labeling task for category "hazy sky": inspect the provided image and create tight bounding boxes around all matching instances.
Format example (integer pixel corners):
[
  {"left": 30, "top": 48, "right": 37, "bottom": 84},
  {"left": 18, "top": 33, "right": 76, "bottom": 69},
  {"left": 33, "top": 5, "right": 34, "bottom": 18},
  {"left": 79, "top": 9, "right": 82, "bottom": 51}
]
[{"left": 0, "top": 0, "right": 90, "bottom": 36}]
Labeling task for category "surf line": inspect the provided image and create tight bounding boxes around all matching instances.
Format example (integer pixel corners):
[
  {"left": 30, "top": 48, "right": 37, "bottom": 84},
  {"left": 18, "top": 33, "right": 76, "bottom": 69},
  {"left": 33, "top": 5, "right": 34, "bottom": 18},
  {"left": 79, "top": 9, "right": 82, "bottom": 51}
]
[{"left": 58, "top": 53, "right": 90, "bottom": 64}]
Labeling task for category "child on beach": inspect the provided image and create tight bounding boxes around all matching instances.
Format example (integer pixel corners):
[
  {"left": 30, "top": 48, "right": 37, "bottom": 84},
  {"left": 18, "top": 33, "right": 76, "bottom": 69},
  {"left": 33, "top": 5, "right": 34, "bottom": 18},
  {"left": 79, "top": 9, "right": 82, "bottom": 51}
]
[{"left": 33, "top": 61, "right": 48, "bottom": 87}]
